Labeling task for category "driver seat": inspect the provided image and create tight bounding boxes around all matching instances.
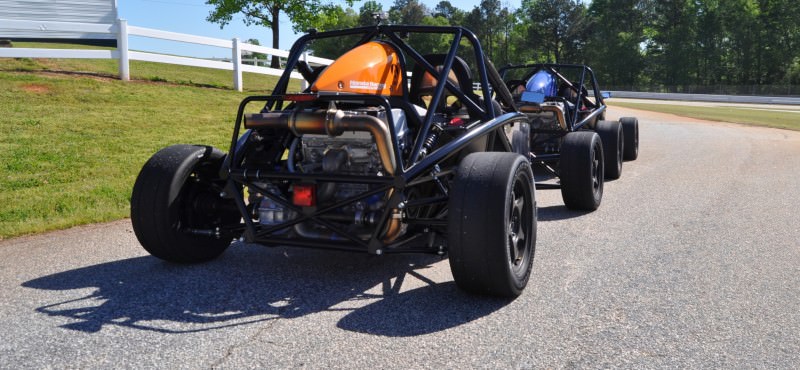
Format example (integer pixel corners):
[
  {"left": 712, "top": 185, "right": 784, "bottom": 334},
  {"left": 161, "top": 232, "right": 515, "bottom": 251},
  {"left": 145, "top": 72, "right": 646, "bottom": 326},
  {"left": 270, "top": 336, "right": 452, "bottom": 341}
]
[{"left": 409, "top": 54, "right": 476, "bottom": 113}]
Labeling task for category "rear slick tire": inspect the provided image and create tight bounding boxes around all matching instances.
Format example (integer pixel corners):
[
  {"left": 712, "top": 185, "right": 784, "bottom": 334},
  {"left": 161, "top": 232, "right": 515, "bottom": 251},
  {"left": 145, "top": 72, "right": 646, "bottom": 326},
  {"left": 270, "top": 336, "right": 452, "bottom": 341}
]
[
  {"left": 620, "top": 117, "right": 639, "bottom": 161},
  {"left": 560, "top": 131, "right": 604, "bottom": 211},
  {"left": 596, "top": 120, "right": 623, "bottom": 179},
  {"left": 130, "top": 144, "right": 239, "bottom": 263},
  {"left": 448, "top": 152, "right": 537, "bottom": 297}
]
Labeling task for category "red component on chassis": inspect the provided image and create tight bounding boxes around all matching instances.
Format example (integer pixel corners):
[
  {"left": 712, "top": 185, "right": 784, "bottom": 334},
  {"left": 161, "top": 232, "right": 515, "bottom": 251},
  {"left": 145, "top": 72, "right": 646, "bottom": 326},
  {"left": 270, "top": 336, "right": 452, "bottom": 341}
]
[{"left": 292, "top": 184, "right": 316, "bottom": 207}]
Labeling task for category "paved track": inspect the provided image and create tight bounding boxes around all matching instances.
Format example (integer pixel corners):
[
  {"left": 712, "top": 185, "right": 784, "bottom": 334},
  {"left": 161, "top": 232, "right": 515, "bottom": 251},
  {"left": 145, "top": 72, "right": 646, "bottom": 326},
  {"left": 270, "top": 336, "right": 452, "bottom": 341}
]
[{"left": 2, "top": 107, "right": 799, "bottom": 368}]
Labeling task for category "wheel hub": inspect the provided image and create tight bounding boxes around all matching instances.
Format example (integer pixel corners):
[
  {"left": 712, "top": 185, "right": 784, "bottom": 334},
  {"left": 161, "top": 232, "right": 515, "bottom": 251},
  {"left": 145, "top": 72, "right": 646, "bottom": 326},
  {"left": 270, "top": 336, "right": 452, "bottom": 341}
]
[
  {"left": 592, "top": 149, "right": 601, "bottom": 190},
  {"left": 508, "top": 183, "right": 528, "bottom": 266}
]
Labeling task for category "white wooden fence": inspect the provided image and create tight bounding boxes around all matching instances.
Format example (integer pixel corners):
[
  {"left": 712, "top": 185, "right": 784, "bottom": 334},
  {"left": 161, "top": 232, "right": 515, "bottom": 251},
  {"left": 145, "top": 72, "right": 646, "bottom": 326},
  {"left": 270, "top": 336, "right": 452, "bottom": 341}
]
[{"left": 0, "top": 18, "right": 332, "bottom": 91}]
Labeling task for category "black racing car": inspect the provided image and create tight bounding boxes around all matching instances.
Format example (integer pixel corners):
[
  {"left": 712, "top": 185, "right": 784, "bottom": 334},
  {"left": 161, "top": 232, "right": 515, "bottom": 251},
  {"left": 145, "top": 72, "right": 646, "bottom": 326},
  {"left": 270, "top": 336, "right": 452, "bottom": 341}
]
[
  {"left": 500, "top": 63, "right": 640, "bottom": 210},
  {"left": 130, "top": 25, "right": 537, "bottom": 297}
]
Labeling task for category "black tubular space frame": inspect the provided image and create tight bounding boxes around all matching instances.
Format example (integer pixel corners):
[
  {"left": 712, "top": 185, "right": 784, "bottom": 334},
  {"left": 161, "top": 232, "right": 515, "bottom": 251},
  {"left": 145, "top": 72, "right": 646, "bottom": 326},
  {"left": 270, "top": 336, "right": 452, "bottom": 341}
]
[
  {"left": 220, "top": 25, "right": 527, "bottom": 254},
  {"left": 499, "top": 63, "right": 608, "bottom": 132}
]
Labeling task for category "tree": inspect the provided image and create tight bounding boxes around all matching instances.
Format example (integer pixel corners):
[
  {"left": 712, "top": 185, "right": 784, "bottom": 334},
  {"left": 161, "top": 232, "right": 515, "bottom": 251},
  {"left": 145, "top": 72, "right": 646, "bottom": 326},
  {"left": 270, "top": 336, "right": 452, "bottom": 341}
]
[
  {"left": 585, "top": 0, "right": 647, "bottom": 87},
  {"left": 507, "top": 12, "right": 532, "bottom": 65},
  {"left": 751, "top": 0, "right": 800, "bottom": 85},
  {"left": 206, "top": 0, "right": 357, "bottom": 68},
  {"left": 646, "top": 0, "right": 698, "bottom": 88},
  {"left": 358, "top": 1, "right": 384, "bottom": 26},
  {"left": 308, "top": 1, "right": 451, "bottom": 59},
  {"left": 496, "top": 7, "right": 516, "bottom": 66},
  {"left": 409, "top": 15, "right": 452, "bottom": 54},
  {"left": 519, "top": 0, "right": 589, "bottom": 63},
  {"left": 479, "top": 0, "right": 502, "bottom": 61},
  {"left": 207, "top": 0, "right": 800, "bottom": 91},
  {"left": 692, "top": 0, "right": 725, "bottom": 86},
  {"left": 434, "top": 1, "right": 465, "bottom": 26},
  {"left": 389, "top": 0, "right": 427, "bottom": 25},
  {"left": 434, "top": 1, "right": 456, "bottom": 19},
  {"left": 460, "top": 0, "right": 514, "bottom": 65},
  {"left": 307, "top": 6, "right": 359, "bottom": 59}
]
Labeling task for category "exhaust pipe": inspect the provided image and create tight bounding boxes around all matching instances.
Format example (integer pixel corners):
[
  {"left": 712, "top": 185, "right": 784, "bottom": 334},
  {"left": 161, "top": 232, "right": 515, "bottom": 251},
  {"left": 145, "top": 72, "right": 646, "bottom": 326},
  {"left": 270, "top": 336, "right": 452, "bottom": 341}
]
[
  {"left": 291, "top": 208, "right": 403, "bottom": 245},
  {"left": 519, "top": 104, "right": 567, "bottom": 130},
  {"left": 245, "top": 108, "right": 397, "bottom": 175},
  {"left": 245, "top": 108, "right": 403, "bottom": 243}
]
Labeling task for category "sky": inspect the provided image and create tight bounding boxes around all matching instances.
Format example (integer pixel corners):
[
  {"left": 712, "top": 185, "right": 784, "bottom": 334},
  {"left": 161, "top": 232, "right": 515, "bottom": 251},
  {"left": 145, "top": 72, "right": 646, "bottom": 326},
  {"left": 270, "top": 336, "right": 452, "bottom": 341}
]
[{"left": 118, "top": 0, "right": 522, "bottom": 59}]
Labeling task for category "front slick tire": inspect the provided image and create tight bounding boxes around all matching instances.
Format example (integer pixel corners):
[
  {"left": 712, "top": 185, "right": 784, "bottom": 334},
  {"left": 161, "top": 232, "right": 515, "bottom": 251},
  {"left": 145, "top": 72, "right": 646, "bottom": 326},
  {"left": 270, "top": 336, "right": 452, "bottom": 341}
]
[
  {"left": 448, "top": 152, "right": 537, "bottom": 297},
  {"left": 131, "top": 144, "right": 239, "bottom": 263},
  {"left": 560, "top": 131, "right": 604, "bottom": 211}
]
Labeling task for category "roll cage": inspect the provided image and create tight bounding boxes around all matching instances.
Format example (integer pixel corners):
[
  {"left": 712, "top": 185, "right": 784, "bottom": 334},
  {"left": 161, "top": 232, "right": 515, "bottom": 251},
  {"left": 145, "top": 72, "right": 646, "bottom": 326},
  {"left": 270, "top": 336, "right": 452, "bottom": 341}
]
[
  {"left": 499, "top": 63, "right": 607, "bottom": 132},
  {"left": 220, "top": 25, "right": 527, "bottom": 254}
]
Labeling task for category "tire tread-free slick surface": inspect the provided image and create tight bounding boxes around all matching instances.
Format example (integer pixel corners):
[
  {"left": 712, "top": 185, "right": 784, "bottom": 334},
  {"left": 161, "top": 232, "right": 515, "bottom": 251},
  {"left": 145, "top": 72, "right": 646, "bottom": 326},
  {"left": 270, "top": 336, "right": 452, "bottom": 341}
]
[
  {"left": 448, "top": 152, "right": 537, "bottom": 297},
  {"left": 560, "top": 131, "right": 604, "bottom": 211},
  {"left": 596, "top": 120, "right": 623, "bottom": 179},
  {"left": 131, "top": 144, "right": 236, "bottom": 263},
  {"left": 620, "top": 116, "right": 640, "bottom": 161}
]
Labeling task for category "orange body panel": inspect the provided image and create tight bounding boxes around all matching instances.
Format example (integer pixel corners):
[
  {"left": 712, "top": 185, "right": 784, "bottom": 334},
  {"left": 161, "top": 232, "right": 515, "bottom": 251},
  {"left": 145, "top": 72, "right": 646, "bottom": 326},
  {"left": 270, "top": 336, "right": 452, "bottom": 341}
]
[{"left": 311, "top": 41, "right": 403, "bottom": 96}]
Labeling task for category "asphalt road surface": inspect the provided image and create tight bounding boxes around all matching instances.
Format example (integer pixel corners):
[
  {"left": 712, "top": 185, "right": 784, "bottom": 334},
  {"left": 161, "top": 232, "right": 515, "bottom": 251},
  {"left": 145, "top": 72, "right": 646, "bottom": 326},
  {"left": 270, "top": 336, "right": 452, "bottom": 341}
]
[{"left": 2, "top": 107, "right": 799, "bottom": 368}]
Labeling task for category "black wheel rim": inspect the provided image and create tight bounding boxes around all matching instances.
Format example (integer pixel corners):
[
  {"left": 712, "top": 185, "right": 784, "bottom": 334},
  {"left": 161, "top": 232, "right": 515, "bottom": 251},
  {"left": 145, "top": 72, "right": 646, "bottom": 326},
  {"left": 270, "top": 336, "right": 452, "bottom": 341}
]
[
  {"left": 179, "top": 169, "right": 236, "bottom": 234},
  {"left": 508, "top": 173, "right": 533, "bottom": 273},
  {"left": 592, "top": 142, "right": 602, "bottom": 192}
]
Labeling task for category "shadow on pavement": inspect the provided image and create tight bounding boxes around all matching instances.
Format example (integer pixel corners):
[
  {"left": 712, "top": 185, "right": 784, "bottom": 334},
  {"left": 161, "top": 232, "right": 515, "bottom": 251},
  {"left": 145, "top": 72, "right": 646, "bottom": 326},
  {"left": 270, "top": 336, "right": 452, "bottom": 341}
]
[
  {"left": 337, "top": 281, "right": 508, "bottom": 336},
  {"left": 22, "top": 243, "right": 509, "bottom": 336},
  {"left": 537, "top": 205, "right": 592, "bottom": 221}
]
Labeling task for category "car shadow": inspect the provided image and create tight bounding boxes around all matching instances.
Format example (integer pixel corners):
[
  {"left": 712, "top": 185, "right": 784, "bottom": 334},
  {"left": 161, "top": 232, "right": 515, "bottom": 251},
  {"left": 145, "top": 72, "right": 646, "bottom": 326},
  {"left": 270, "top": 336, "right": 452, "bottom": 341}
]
[
  {"left": 337, "top": 281, "right": 508, "bottom": 336},
  {"left": 22, "top": 243, "right": 510, "bottom": 336},
  {"left": 537, "top": 205, "right": 592, "bottom": 221}
]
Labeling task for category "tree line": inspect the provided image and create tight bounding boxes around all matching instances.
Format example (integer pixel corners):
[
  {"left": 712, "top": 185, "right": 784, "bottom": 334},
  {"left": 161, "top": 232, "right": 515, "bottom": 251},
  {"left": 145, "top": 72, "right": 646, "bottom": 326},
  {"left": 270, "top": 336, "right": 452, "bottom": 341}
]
[{"left": 208, "top": 0, "right": 800, "bottom": 94}]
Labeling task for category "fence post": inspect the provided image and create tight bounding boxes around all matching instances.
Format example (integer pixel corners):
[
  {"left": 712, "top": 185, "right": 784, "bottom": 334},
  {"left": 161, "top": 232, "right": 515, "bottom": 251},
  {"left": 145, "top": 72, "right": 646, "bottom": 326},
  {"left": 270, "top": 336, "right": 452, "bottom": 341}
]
[
  {"left": 232, "top": 38, "right": 242, "bottom": 92},
  {"left": 117, "top": 18, "right": 130, "bottom": 81}
]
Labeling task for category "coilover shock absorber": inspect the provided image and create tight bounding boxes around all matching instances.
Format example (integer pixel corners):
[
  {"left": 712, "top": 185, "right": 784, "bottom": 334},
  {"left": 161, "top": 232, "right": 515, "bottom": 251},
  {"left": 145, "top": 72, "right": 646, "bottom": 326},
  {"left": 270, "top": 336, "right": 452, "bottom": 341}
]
[{"left": 419, "top": 120, "right": 445, "bottom": 159}]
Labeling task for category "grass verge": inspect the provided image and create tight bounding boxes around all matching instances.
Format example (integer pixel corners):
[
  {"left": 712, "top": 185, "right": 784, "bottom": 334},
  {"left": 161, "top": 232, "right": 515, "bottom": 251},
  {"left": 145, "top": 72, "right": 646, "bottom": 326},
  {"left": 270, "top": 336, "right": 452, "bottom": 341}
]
[
  {"left": 0, "top": 51, "right": 298, "bottom": 239},
  {"left": 608, "top": 101, "right": 800, "bottom": 131}
]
